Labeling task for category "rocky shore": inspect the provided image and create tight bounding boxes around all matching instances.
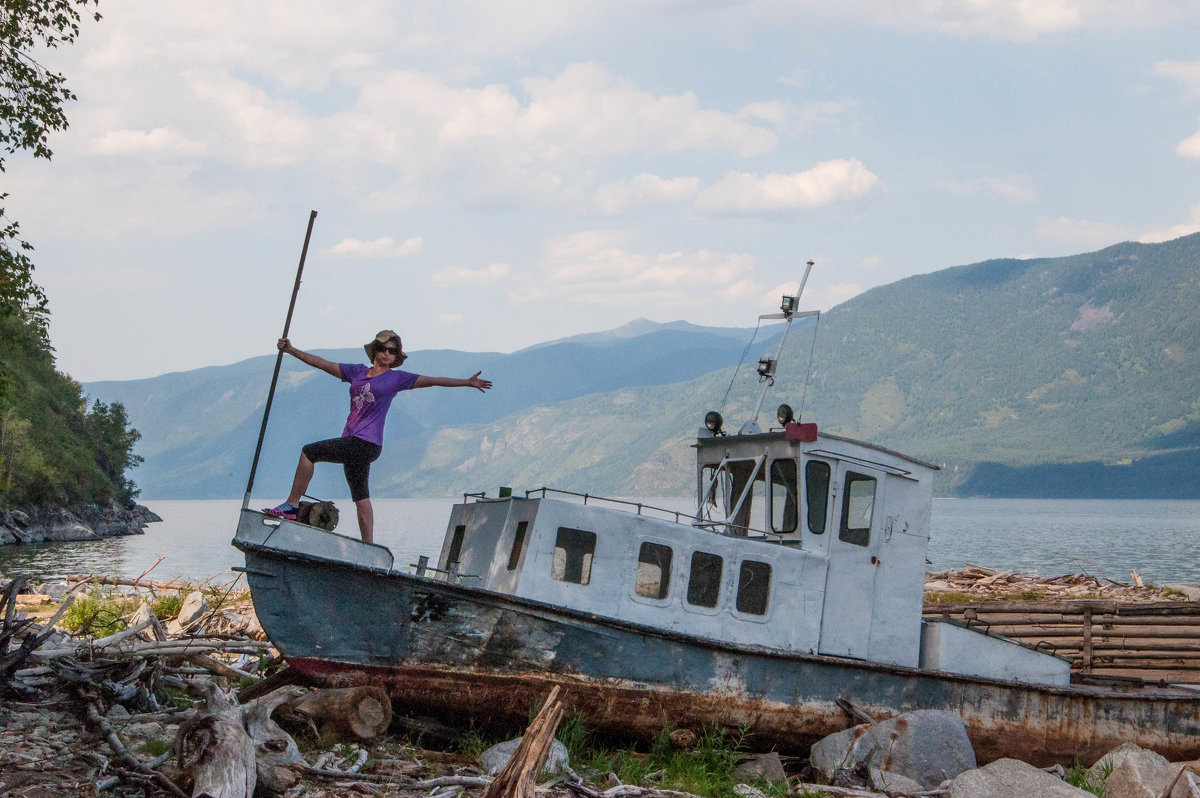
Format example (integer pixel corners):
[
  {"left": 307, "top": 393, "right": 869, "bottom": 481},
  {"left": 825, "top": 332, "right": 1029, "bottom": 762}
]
[{"left": 0, "top": 502, "right": 162, "bottom": 545}]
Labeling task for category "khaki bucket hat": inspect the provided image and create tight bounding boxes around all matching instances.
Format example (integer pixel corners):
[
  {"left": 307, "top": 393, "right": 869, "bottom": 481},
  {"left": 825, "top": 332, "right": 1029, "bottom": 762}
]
[{"left": 364, "top": 330, "right": 402, "bottom": 367}]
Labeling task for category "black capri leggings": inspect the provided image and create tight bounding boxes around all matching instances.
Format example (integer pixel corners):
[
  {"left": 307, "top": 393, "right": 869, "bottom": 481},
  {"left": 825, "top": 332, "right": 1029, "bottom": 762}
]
[{"left": 301, "top": 436, "right": 382, "bottom": 502}]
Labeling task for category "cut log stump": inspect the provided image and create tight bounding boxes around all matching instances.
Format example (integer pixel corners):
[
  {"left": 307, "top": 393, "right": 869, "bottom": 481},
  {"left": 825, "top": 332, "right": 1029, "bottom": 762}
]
[{"left": 277, "top": 685, "right": 392, "bottom": 742}]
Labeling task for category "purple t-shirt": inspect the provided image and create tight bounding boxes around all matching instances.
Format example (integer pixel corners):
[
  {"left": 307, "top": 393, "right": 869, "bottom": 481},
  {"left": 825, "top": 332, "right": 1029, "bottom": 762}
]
[{"left": 338, "top": 364, "right": 419, "bottom": 446}]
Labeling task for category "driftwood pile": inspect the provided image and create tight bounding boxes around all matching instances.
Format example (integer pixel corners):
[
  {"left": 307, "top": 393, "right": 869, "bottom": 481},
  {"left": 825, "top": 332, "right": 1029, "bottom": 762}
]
[
  {"left": 925, "top": 564, "right": 1190, "bottom": 602},
  {"left": 0, "top": 573, "right": 426, "bottom": 797}
]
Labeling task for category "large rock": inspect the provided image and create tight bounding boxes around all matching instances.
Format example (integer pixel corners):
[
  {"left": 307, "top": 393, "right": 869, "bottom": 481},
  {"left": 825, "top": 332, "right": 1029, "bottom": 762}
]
[
  {"left": 1089, "top": 743, "right": 1200, "bottom": 798},
  {"left": 167, "top": 591, "right": 210, "bottom": 635},
  {"left": 869, "top": 767, "right": 925, "bottom": 794},
  {"left": 733, "top": 752, "right": 787, "bottom": 784},
  {"left": 809, "top": 709, "right": 976, "bottom": 789},
  {"left": 948, "top": 758, "right": 1092, "bottom": 797},
  {"left": 480, "top": 737, "right": 569, "bottom": 777}
]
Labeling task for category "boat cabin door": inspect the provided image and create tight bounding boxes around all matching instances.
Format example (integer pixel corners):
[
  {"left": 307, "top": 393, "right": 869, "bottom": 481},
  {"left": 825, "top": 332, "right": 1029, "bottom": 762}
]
[{"left": 818, "top": 462, "right": 884, "bottom": 659}]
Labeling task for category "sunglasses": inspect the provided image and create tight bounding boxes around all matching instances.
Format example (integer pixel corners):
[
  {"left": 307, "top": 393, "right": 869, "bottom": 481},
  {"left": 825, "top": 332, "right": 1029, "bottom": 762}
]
[{"left": 381, "top": 346, "right": 399, "bottom": 355}]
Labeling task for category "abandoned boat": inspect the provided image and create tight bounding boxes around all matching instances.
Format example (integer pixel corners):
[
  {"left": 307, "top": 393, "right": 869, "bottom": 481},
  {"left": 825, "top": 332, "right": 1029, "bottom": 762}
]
[{"left": 234, "top": 265, "right": 1200, "bottom": 765}]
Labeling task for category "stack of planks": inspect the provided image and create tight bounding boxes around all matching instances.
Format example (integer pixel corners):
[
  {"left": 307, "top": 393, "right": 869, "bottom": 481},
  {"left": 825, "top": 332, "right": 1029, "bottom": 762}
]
[{"left": 925, "top": 596, "right": 1200, "bottom": 684}]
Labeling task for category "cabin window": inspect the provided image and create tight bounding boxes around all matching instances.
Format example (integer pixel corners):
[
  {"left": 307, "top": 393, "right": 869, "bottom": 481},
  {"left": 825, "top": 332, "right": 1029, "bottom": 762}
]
[
  {"left": 736, "top": 560, "right": 772, "bottom": 615},
  {"left": 687, "top": 551, "right": 723, "bottom": 608},
  {"left": 838, "top": 472, "right": 877, "bottom": 547},
  {"left": 700, "top": 459, "right": 765, "bottom": 534},
  {"left": 447, "top": 525, "right": 466, "bottom": 570},
  {"left": 805, "top": 461, "right": 831, "bottom": 534},
  {"left": 506, "top": 521, "right": 528, "bottom": 571},
  {"left": 770, "top": 459, "right": 798, "bottom": 533},
  {"left": 552, "top": 527, "right": 596, "bottom": 585},
  {"left": 635, "top": 542, "right": 673, "bottom": 600}
]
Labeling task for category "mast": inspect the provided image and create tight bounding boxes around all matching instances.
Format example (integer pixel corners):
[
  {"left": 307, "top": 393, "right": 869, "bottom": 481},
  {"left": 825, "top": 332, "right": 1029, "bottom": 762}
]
[{"left": 738, "top": 260, "right": 818, "bottom": 435}]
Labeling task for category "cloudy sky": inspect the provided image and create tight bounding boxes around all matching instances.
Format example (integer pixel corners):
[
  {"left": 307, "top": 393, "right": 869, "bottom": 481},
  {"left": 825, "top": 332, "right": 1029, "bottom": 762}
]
[{"left": 9, "top": 1, "right": 1200, "bottom": 382}]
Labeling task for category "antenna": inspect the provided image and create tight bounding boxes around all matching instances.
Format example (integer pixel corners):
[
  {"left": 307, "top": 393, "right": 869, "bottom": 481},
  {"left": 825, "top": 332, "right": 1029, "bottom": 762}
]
[{"left": 738, "top": 260, "right": 819, "bottom": 435}]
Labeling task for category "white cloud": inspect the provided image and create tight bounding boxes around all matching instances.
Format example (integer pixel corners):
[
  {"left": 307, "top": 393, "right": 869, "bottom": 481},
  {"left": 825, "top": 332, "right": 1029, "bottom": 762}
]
[
  {"left": 1138, "top": 205, "right": 1200, "bottom": 243},
  {"left": 827, "top": 0, "right": 1177, "bottom": 40},
  {"left": 511, "top": 230, "right": 761, "bottom": 310},
  {"left": 593, "top": 174, "right": 700, "bottom": 215},
  {"left": 1177, "top": 124, "right": 1200, "bottom": 159},
  {"left": 693, "top": 159, "right": 880, "bottom": 214},
  {"left": 861, "top": 255, "right": 885, "bottom": 269},
  {"left": 1154, "top": 60, "right": 1200, "bottom": 98},
  {"left": 325, "top": 236, "right": 423, "bottom": 259},
  {"left": 1036, "top": 216, "right": 1128, "bottom": 248},
  {"left": 431, "top": 262, "right": 513, "bottom": 287},
  {"left": 92, "top": 127, "right": 207, "bottom": 157},
  {"left": 935, "top": 175, "right": 1036, "bottom": 202}
]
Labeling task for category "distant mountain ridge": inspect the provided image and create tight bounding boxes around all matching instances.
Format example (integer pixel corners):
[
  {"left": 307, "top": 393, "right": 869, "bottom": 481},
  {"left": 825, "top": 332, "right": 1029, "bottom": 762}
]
[
  {"left": 84, "top": 234, "right": 1200, "bottom": 500},
  {"left": 83, "top": 321, "right": 781, "bottom": 499}
]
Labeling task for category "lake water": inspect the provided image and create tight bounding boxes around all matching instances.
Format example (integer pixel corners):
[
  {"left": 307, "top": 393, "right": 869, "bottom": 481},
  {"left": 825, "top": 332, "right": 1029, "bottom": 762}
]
[{"left": 1, "top": 498, "right": 1198, "bottom": 586}]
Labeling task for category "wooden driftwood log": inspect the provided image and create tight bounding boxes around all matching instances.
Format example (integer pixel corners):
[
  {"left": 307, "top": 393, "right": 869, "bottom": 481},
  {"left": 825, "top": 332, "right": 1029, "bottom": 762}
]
[
  {"left": 482, "top": 686, "right": 564, "bottom": 798},
  {"left": 277, "top": 685, "right": 392, "bottom": 742},
  {"left": 177, "top": 682, "right": 258, "bottom": 798},
  {"left": 243, "top": 685, "right": 309, "bottom": 794}
]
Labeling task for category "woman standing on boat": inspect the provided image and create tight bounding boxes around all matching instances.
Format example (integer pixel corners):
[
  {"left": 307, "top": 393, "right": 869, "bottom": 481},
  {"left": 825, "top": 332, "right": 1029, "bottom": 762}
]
[{"left": 265, "top": 329, "right": 492, "bottom": 543}]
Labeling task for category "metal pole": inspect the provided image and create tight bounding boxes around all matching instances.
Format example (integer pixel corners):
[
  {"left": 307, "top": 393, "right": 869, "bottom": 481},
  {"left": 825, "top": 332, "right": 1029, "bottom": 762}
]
[
  {"left": 746, "top": 260, "right": 815, "bottom": 430},
  {"left": 241, "top": 210, "right": 318, "bottom": 511}
]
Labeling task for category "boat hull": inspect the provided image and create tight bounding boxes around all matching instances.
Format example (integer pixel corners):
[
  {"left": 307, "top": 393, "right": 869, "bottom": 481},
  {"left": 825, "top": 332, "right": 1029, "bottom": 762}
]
[{"left": 237, "top": 540, "right": 1200, "bottom": 765}]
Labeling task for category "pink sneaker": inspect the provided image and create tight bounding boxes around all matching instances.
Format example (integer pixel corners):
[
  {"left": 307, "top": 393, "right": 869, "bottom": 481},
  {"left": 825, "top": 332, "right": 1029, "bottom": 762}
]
[{"left": 263, "top": 503, "right": 298, "bottom": 520}]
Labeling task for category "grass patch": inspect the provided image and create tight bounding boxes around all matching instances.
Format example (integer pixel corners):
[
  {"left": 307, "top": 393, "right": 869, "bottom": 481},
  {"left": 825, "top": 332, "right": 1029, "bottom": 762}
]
[
  {"left": 924, "top": 592, "right": 977, "bottom": 603},
  {"left": 455, "top": 727, "right": 494, "bottom": 761},
  {"left": 570, "top": 724, "right": 767, "bottom": 798},
  {"left": 1065, "top": 757, "right": 1109, "bottom": 796},
  {"left": 151, "top": 593, "right": 183, "bottom": 619},
  {"left": 139, "top": 738, "right": 172, "bottom": 758},
  {"left": 60, "top": 591, "right": 140, "bottom": 637}
]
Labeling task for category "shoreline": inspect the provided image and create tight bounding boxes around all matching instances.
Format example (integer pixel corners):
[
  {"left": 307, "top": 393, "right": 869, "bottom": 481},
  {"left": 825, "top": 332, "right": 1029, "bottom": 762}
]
[{"left": 0, "top": 502, "right": 162, "bottom": 545}]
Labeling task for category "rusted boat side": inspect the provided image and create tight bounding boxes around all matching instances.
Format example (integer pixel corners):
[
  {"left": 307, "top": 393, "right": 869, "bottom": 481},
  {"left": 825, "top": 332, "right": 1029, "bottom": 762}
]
[{"left": 238, "top": 541, "right": 1200, "bottom": 766}]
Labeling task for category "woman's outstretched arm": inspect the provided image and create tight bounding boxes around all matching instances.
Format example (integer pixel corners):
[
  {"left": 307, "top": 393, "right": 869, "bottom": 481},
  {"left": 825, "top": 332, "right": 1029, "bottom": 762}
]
[
  {"left": 278, "top": 338, "right": 341, "bottom": 378},
  {"left": 413, "top": 371, "right": 492, "bottom": 392}
]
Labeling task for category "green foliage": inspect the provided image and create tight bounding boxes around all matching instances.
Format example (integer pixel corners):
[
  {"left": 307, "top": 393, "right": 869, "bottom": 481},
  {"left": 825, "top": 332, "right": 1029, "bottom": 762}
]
[
  {"left": 1, "top": 0, "right": 102, "bottom": 343},
  {"left": 0, "top": 314, "right": 142, "bottom": 506},
  {"left": 61, "top": 590, "right": 138, "bottom": 637},
  {"left": 138, "top": 738, "right": 172, "bottom": 758},
  {"left": 1065, "top": 757, "right": 1110, "bottom": 795},
  {"left": 454, "top": 726, "right": 493, "bottom": 760},
  {"left": 568, "top": 723, "right": 761, "bottom": 798},
  {"left": 150, "top": 593, "right": 182, "bottom": 619},
  {"left": 0, "top": 2, "right": 128, "bottom": 510},
  {"left": 557, "top": 711, "right": 590, "bottom": 760}
]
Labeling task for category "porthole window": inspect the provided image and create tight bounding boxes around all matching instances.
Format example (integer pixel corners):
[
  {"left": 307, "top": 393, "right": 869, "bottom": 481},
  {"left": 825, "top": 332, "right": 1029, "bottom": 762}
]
[
  {"left": 635, "top": 542, "right": 673, "bottom": 600},
  {"left": 736, "top": 560, "right": 771, "bottom": 615},
  {"left": 552, "top": 527, "right": 596, "bottom": 584},
  {"left": 687, "top": 551, "right": 723, "bottom": 608}
]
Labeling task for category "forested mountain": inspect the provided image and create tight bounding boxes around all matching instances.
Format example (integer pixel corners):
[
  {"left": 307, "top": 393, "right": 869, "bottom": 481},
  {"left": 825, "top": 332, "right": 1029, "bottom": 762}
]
[{"left": 84, "top": 234, "right": 1200, "bottom": 500}]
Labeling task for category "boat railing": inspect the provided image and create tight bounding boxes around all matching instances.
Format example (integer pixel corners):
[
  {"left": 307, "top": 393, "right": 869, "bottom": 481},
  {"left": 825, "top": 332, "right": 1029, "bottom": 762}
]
[
  {"left": 692, "top": 517, "right": 796, "bottom": 543},
  {"left": 520, "top": 487, "right": 701, "bottom": 525}
]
